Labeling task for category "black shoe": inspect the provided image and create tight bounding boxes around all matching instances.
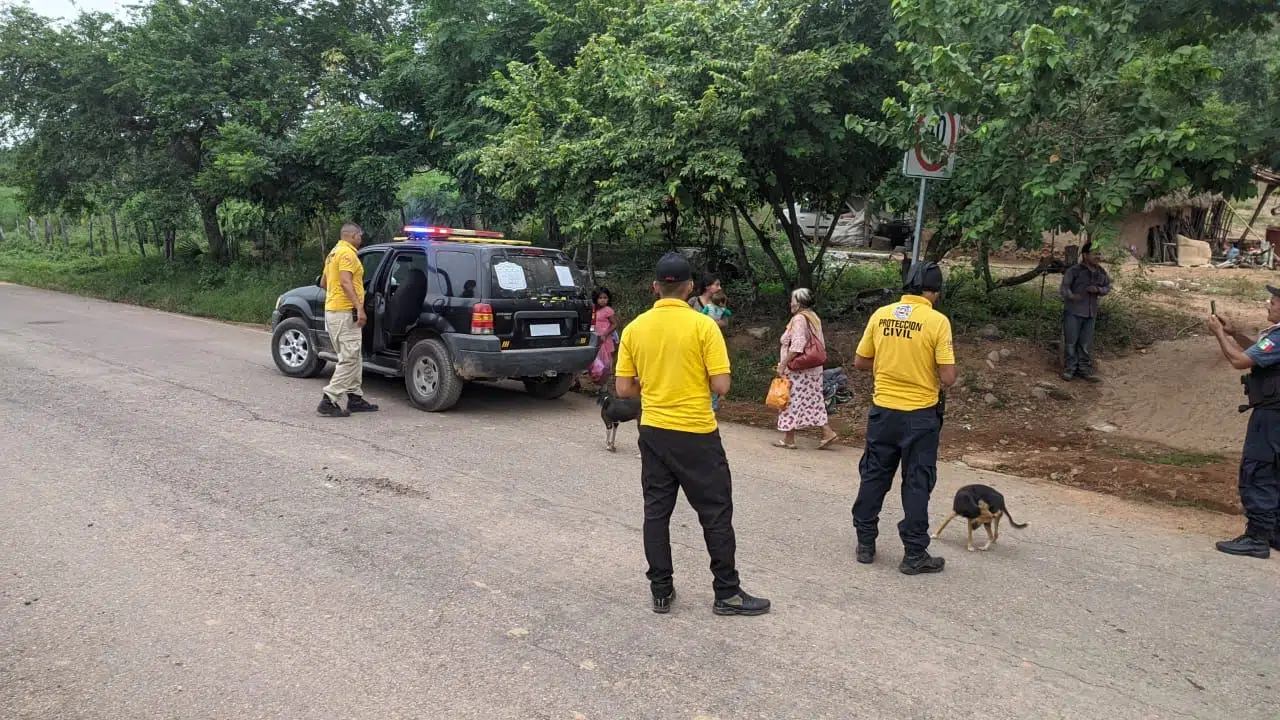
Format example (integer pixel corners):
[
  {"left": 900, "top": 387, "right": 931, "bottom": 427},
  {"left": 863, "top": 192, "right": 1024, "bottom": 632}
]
[
  {"left": 856, "top": 543, "right": 876, "bottom": 564},
  {"left": 1079, "top": 374, "right": 1101, "bottom": 384},
  {"left": 1061, "top": 372, "right": 1075, "bottom": 382},
  {"left": 712, "top": 590, "right": 771, "bottom": 616},
  {"left": 1272, "top": 536, "right": 1280, "bottom": 552},
  {"left": 899, "top": 552, "right": 946, "bottom": 575},
  {"left": 1216, "top": 534, "right": 1271, "bottom": 559},
  {"left": 347, "top": 394, "right": 379, "bottom": 413},
  {"left": 652, "top": 589, "right": 675, "bottom": 614},
  {"left": 317, "top": 397, "right": 349, "bottom": 418}
]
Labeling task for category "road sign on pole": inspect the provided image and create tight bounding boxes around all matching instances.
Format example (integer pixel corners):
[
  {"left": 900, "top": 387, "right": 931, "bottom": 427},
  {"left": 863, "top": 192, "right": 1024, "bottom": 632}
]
[
  {"left": 902, "top": 111, "right": 960, "bottom": 179},
  {"left": 902, "top": 111, "right": 961, "bottom": 263}
]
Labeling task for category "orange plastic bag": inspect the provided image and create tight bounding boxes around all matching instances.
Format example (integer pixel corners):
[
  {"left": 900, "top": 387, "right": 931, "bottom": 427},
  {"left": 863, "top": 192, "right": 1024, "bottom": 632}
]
[{"left": 765, "top": 376, "right": 791, "bottom": 411}]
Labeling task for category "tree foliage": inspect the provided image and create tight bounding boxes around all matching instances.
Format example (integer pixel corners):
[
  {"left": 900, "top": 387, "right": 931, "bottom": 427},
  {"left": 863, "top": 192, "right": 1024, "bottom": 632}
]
[{"left": 860, "top": 0, "right": 1272, "bottom": 288}]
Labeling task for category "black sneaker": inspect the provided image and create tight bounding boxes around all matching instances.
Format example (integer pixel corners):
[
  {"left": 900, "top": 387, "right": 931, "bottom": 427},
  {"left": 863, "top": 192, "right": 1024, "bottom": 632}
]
[
  {"left": 899, "top": 552, "right": 945, "bottom": 575},
  {"left": 1216, "top": 534, "right": 1271, "bottom": 559},
  {"left": 347, "top": 395, "right": 379, "bottom": 413},
  {"left": 652, "top": 589, "right": 675, "bottom": 614},
  {"left": 712, "top": 590, "right": 771, "bottom": 616},
  {"left": 317, "top": 397, "right": 349, "bottom": 418},
  {"left": 1272, "top": 536, "right": 1280, "bottom": 552},
  {"left": 1079, "top": 374, "right": 1101, "bottom": 384},
  {"left": 856, "top": 543, "right": 876, "bottom": 565}
]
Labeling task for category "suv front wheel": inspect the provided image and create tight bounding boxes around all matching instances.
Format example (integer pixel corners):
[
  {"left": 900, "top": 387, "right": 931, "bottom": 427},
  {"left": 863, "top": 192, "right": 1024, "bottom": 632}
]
[
  {"left": 271, "top": 317, "right": 327, "bottom": 378},
  {"left": 523, "top": 374, "right": 576, "bottom": 401},
  {"left": 405, "top": 337, "right": 465, "bottom": 412}
]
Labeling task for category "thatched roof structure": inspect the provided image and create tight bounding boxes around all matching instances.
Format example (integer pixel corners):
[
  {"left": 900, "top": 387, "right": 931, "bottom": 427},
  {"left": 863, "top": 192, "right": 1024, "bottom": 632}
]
[{"left": 1143, "top": 189, "right": 1223, "bottom": 212}]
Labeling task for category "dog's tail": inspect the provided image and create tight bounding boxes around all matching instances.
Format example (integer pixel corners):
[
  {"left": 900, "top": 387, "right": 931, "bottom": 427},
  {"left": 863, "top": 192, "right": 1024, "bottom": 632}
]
[{"left": 1004, "top": 505, "right": 1029, "bottom": 529}]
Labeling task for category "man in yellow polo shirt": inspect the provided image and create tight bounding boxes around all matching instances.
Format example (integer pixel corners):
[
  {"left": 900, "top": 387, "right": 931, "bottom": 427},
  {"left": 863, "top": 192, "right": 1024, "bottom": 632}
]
[
  {"left": 851, "top": 261, "right": 957, "bottom": 575},
  {"left": 615, "top": 253, "right": 770, "bottom": 617},
  {"left": 317, "top": 222, "right": 378, "bottom": 418}
]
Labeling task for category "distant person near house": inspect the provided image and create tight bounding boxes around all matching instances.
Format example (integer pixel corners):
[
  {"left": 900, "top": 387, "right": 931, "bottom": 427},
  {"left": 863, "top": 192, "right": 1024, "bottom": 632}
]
[{"left": 1059, "top": 241, "right": 1111, "bottom": 382}]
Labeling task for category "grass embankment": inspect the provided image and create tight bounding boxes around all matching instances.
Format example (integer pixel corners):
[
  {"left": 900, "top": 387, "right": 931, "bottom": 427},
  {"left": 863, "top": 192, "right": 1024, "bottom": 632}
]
[
  {"left": 0, "top": 239, "right": 1191, "bottom": 401},
  {"left": 0, "top": 243, "right": 311, "bottom": 324}
]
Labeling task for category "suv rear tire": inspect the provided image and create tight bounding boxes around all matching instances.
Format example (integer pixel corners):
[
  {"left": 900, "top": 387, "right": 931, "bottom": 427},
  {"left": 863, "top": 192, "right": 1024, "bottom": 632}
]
[
  {"left": 405, "top": 337, "right": 464, "bottom": 411},
  {"left": 272, "top": 317, "right": 327, "bottom": 378},
  {"left": 523, "top": 374, "right": 576, "bottom": 400}
]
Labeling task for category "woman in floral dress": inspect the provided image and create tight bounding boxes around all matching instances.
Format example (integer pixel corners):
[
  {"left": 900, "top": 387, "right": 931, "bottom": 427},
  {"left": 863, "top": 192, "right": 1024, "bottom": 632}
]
[{"left": 774, "top": 288, "right": 839, "bottom": 450}]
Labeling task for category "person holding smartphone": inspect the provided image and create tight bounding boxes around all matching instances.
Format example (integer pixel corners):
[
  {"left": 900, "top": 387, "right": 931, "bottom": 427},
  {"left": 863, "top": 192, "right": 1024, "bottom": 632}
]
[{"left": 316, "top": 223, "right": 378, "bottom": 417}]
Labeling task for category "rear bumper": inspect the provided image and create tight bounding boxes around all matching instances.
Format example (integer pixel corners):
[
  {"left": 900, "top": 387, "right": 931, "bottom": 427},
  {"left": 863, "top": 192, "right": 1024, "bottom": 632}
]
[{"left": 445, "top": 334, "right": 598, "bottom": 380}]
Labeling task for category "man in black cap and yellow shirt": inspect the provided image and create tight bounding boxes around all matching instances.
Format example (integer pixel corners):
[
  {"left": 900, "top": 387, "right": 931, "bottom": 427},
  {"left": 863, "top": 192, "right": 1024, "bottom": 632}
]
[
  {"left": 1208, "top": 284, "right": 1280, "bottom": 559},
  {"left": 851, "top": 261, "right": 957, "bottom": 575},
  {"left": 615, "top": 252, "right": 771, "bottom": 616}
]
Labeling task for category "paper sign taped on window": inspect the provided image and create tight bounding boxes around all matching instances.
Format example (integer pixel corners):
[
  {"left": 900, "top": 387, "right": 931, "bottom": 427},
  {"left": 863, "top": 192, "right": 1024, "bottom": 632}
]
[
  {"left": 554, "top": 265, "right": 576, "bottom": 287},
  {"left": 493, "top": 261, "right": 528, "bottom": 291}
]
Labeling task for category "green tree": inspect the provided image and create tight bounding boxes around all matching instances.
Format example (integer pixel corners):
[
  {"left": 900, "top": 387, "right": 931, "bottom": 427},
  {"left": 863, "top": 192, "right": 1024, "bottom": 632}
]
[
  {"left": 866, "top": 0, "right": 1266, "bottom": 288},
  {"left": 479, "top": 0, "right": 897, "bottom": 292}
]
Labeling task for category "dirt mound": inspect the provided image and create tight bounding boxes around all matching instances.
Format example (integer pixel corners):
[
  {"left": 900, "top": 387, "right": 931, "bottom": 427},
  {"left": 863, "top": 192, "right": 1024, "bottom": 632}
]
[{"left": 1093, "top": 337, "right": 1247, "bottom": 454}]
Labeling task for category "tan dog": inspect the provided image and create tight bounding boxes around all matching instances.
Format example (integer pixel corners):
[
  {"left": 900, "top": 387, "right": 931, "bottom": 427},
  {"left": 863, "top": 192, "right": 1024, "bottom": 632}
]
[{"left": 932, "top": 484, "right": 1028, "bottom": 551}]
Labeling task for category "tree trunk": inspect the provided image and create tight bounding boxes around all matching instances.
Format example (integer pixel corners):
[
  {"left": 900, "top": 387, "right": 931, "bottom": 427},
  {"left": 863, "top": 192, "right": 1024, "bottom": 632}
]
[
  {"left": 87, "top": 217, "right": 95, "bottom": 255},
  {"left": 111, "top": 213, "right": 120, "bottom": 253},
  {"left": 730, "top": 209, "right": 759, "bottom": 303},
  {"left": 925, "top": 227, "right": 963, "bottom": 263},
  {"left": 0, "top": 224, "right": 6, "bottom": 244},
  {"left": 135, "top": 223, "right": 146, "bottom": 256},
  {"left": 43, "top": 217, "right": 52, "bottom": 246},
  {"left": 199, "top": 200, "right": 226, "bottom": 261},
  {"left": 164, "top": 228, "right": 176, "bottom": 261},
  {"left": 58, "top": 217, "right": 69, "bottom": 249},
  {"left": 318, "top": 217, "right": 329, "bottom": 263},
  {"left": 734, "top": 200, "right": 794, "bottom": 296},
  {"left": 27, "top": 217, "right": 37, "bottom": 244},
  {"left": 978, "top": 242, "right": 1066, "bottom": 292}
]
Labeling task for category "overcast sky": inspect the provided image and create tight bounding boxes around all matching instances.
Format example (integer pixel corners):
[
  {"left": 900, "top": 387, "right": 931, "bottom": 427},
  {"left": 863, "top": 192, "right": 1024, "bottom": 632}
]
[{"left": 22, "top": 0, "right": 127, "bottom": 19}]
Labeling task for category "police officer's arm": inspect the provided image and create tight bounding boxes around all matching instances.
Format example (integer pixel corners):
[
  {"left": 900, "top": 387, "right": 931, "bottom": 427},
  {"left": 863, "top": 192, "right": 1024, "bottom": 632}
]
[
  {"left": 1209, "top": 314, "right": 1255, "bottom": 370},
  {"left": 703, "top": 320, "right": 732, "bottom": 396},
  {"left": 615, "top": 327, "right": 641, "bottom": 399}
]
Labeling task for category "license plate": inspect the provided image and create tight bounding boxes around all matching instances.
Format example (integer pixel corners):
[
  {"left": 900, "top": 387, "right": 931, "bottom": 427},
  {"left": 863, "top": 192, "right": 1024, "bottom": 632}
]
[{"left": 529, "top": 323, "right": 561, "bottom": 337}]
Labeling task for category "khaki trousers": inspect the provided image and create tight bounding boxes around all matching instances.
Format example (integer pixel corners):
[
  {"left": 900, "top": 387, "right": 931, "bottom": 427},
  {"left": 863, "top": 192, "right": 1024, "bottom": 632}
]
[{"left": 323, "top": 310, "right": 364, "bottom": 404}]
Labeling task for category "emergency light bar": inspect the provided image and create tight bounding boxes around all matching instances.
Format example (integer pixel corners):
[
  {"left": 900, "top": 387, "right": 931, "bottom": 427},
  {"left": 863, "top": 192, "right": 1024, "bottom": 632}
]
[{"left": 395, "top": 225, "right": 530, "bottom": 246}]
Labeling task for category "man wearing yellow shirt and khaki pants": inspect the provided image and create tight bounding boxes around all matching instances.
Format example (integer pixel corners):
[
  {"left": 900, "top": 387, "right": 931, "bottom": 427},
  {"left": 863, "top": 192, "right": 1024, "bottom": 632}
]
[
  {"left": 852, "top": 261, "right": 956, "bottom": 575},
  {"left": 615, "top": 253, "right": 770, "bottom": 616},
  {"left": 317, "top": 223, "right": 378, "bottom": 418}
]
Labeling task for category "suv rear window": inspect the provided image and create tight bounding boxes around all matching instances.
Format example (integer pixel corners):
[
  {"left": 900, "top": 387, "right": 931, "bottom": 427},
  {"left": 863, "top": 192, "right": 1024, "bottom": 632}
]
[
  {"left": 433, "top": 250, "right": 479, "bottom": 298},
  {"left": 488, "top": 253, "right": 582, "bottom": 298}
]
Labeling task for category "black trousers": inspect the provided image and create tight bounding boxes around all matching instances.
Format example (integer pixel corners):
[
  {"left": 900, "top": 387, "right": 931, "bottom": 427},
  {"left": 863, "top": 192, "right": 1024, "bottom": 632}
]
[
  {"left": 851, "top": 404, "right": 941, "bottom": 554},
  {"left": 638, "top": 426, "right": 740, "bottom": 600},
  {"left": 1240, "top": 408, "right": 1280, "bottom": 541}
]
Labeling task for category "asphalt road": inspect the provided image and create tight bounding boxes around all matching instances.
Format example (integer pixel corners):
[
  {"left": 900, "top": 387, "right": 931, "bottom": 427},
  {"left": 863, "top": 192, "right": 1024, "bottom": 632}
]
[{"left": 1, "top": 283, "right": 1277, "bottom": 720}]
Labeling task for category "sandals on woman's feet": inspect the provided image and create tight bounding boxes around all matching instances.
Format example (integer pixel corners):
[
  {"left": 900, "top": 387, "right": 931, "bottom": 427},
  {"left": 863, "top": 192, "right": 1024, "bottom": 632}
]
[
  {"left": 773, "top": 440, "right": 797, "bottom": 449},
  {"left": 818, "top": 435, "right": 840, "bottom": 450}
]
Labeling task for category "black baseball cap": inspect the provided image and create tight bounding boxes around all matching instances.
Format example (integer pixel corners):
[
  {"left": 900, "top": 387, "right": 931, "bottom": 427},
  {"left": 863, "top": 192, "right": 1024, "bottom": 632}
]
[
  {"left": 903, "top": 261, "right": 945, "bottom": 293},
  {"left": 655, "top": 252, "right": 692, "bottom": 283},
  {"left": 1266, "top": 285, "right": 1280, "bottom": 298}
]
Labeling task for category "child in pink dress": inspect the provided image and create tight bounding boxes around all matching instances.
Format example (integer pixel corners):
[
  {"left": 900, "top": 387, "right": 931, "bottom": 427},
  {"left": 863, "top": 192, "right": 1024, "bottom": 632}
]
[{"left": 590, "top": 287, "right": 617, "bottom": 382}]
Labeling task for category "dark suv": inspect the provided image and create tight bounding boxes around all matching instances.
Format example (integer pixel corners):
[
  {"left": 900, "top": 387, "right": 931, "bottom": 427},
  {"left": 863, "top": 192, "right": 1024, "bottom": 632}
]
[{"left": 269, "top": 228, "right": 597, "bottom": 411}]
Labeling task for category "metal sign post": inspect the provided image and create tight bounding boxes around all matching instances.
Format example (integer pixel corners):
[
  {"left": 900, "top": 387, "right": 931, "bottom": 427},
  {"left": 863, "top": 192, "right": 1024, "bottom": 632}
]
[
  {"left": 910, "top": 177, "right": 928, "bottom": 264},
  {"left": 902, "top": 111, "right": 960, "bottom": 266}
]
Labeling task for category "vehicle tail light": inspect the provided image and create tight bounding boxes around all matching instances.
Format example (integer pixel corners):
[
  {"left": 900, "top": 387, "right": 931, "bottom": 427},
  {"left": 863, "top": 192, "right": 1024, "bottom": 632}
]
[{"left": 471, "top": 303, "right": 494, "bottom": 335}]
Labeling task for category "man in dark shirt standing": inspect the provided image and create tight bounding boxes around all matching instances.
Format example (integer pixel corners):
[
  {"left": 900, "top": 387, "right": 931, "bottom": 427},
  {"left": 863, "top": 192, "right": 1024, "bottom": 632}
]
[{"left": 1059, "top": 242, "right": 1111, "bottom": 382}]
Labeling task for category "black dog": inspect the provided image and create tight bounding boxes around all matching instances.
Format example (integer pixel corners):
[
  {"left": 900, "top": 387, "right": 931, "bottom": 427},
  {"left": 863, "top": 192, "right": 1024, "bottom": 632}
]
[
  {"left": 598, "top": 386, "right": 641, "bottom": 452},
  {"left": 932, "top": 484, "right": 1028, "bottom": 551}
]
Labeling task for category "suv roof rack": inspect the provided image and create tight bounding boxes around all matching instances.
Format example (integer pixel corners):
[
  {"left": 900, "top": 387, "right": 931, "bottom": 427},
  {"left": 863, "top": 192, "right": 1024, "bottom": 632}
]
[{"left": 394, "top": 225, "right": 532, "bottom": 247}]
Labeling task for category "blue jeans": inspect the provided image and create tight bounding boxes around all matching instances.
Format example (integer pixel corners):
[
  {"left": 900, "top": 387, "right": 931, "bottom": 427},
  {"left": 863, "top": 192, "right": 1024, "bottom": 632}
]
[{"left": 1063, "top": 313, "right": 1096, "bottom": 377}]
